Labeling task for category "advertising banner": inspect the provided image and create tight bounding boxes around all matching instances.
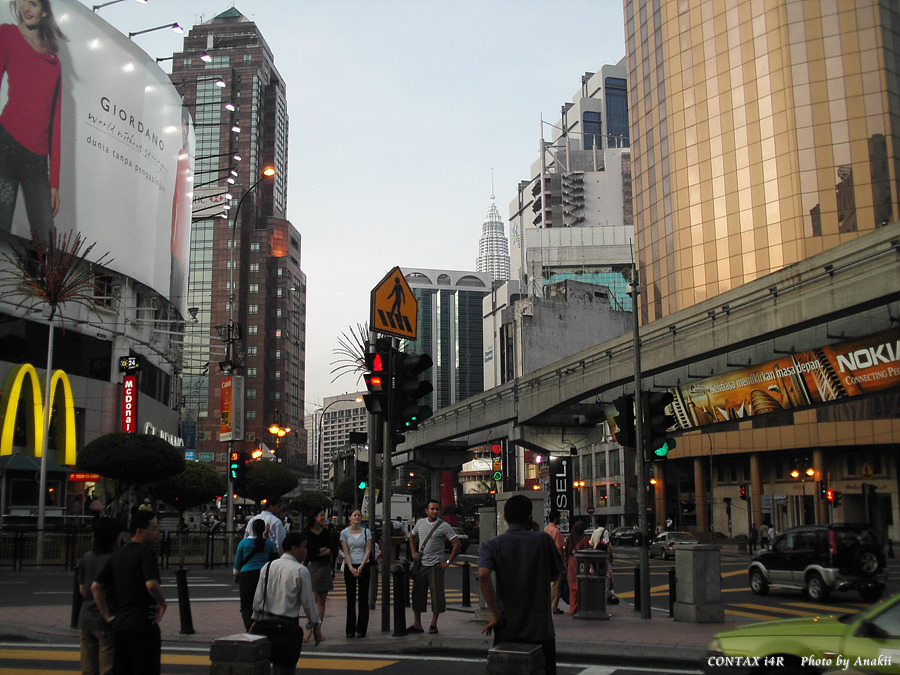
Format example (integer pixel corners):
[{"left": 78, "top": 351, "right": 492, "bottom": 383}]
[
  {"left": 0, "top": 0, "right": 194, "bottom": 311},
  {"left": 121, "top": 374, "right": 137, "bottom": 433},
  {"left": 219, "top": 376, "right": 233, "bottom": 442},
  {"left": 548, "top": 455, "right": 573, "bottom": 534},
  {"left": 670, "top": 328, "right": 900, "bottom": 430}
]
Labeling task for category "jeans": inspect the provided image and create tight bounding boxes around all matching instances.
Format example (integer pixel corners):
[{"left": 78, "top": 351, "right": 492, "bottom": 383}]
[
  {"left": 343, "top": 564, "right": 371, "bottom": 636},
  {"left": 79, "top": 627, "right": 114, "bottom": 675},
  {"left": 0, "top": 124, "right": 54, "bottom": 242},
  {"left": 238, "top": 568, "right": 263, "bottom": 631}
]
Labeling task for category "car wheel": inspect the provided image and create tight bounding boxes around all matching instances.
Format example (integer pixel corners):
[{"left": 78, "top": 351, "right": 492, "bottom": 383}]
[
  {"left": 852, "top": 549, "right": 882, "bottom": 578},
  {"left": 662, "top": 548, "right": 670, "bottom": 560},
  {"left": 805, "top": 572, "right": 830, "bottom": 601},
  {"left": 859, "top": 584, "right": 884, "bottom": 603},
  {"left": 749, "top": 568, "right": 769, "bottom": 595}
]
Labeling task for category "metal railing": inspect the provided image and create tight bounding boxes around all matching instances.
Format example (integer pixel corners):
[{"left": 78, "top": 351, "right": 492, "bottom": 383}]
[{"left": 0, "top": 527, "right": 243, "bottom": 571}]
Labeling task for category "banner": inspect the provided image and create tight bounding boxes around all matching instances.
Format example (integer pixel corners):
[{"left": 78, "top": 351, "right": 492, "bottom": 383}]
[
  {"left": 548, "top": 455, "right": 573, "bottom": 534},
  {"left": 670, "top": 328, "right": 900, "bottom": 430},
  {"left": 0, "top": 1, "right": 194, "bottom": 310},
  {"left": 219, "top": 377, "right": 233, "bottom": 442},
  {"left": 121, "top": 375, "right": 137, "bottom": 433}
]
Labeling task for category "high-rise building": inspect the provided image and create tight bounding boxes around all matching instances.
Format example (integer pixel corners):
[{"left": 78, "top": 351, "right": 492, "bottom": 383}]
[
  {"left": 401, "top": 269, "right": 492, "bottom": 410},
  {"left": 314, "top": 393, "right": 367, "bottom": 488},
  {"left": 171, "top": 8, "right": 308, "bottom": 473},
  {"left": 509, "top": 63, "right": 634, "bottom": 310},
  {"left": 627, "top": 0, "right": 899, "bottom": 323},
  {"left": 475, "top": 193, "right": 510, "bottom": 282}
]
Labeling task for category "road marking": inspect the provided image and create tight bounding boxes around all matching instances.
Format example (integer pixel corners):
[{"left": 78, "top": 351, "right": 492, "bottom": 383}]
[
  {"left": 787, "top": 601, "right": 866, "bottom": 612},
  {"left": 725, "top": 608, "right": 778, "bottom": 620},
  {"left": 734, "top": 603, "right": 826, "bottom": 617}
]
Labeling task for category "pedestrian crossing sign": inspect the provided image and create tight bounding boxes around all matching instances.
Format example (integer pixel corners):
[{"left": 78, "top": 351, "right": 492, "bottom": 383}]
[{"left": 370, "top": 266, "right": 417, "bottom": 340}]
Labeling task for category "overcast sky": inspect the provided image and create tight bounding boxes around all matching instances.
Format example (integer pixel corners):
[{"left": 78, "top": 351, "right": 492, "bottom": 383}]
[{"left": 77, "top": 0, "right": 626, "bottom": 410}]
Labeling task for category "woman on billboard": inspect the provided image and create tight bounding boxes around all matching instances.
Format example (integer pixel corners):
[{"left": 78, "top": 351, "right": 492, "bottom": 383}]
[{"left": 0, "top": 0, "right": 66, "bottom": 242}]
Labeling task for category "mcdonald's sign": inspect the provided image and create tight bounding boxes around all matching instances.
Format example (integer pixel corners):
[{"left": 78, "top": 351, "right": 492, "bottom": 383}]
[{"left": 0, "top": 364, "right": 77, "bottom": 465}]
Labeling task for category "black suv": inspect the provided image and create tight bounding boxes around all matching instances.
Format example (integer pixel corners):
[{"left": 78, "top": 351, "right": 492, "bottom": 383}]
[{"left": 748, "top": 524, "right": 886, "bottom": 602}]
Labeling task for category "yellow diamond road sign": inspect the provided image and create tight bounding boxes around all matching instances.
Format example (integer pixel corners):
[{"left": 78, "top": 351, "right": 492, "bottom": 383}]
[{"left": 371, "top": 266, "right": 417, "bottom": 340}]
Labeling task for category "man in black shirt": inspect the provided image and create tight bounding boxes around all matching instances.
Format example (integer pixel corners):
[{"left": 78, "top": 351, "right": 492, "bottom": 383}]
[{"left": 92, "top": 509, "right": 167, "bottom": 675}]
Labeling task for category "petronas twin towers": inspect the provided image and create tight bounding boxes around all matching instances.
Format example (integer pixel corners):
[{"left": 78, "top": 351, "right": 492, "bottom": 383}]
[{"left": 475, "top": 193, "right": 510, "bottom": 282}]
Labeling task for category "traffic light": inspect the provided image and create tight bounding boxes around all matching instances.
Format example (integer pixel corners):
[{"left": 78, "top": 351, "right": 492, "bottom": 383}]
[
  {"left": 229, "top": 451, "right": 248, "bottom": 491},
  {"left": 357, "top": 479, "right": 367, "bottom": 490},
  {"left": 363, "top": 338, "right": 392, "bottom": 418},
  {"left": 611, "top": 394, "right": 636, "bottom": 447},
  {"left": 490, "top": 443, "right": 503, "bottom": 483},
  {"left": 392, "top": 351, "right": 433, "bottom": 433},
  {"left": 642, "top": 390, "right": 676, "bottom": 459},
  {"left": 833, "top": 490, "right": 843, "bottom": 507},
  {"left": 739, "top": 484, "right": 748, "bottom": 501},
  {"left": 818, "top": 481, "right": 827, "bottom": 500},
  {"left": 826, "top": 488, "right": 834, "bottom": 503}
]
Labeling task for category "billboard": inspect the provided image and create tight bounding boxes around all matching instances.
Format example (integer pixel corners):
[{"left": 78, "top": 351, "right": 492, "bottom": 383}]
[
  {"left": 0, "top": 0, "right": 194, "bottom": 312},
  {"left": 670, "top": 328, "right": 900, "bottom": 430}
]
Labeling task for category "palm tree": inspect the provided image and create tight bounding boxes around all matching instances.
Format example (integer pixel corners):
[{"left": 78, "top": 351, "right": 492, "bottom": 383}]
[
  {"left": 0, "top": 230, "right": 112, "bottom": 559},
  {"left": 330, "top": 321, "right": 368, "bottom": 383}
]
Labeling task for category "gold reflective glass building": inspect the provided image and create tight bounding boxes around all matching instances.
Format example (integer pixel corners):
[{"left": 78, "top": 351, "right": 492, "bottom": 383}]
[{"left": 626, "top": 0, "right": 899, "bottom": 323}]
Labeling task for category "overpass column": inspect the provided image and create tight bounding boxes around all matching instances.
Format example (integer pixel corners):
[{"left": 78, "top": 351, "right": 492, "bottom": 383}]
[
  {"left": 693, "top": 457, "right": 708, "bottom": 534},
  {"left": 812, "top": 448, "right": 825, "bottom": 525},
  {"left": 750, "top": 453, "right": 762, "bottom": 530}
]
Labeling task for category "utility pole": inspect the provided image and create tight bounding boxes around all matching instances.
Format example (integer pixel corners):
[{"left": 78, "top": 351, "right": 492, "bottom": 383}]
[{"left": 629, "top": 265, "right": 652, "bottom": 620}]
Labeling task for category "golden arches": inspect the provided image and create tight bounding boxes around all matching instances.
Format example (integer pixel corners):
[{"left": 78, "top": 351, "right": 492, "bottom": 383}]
[{"left": 0, "top": 364, "right": 77, "bottom": 465}]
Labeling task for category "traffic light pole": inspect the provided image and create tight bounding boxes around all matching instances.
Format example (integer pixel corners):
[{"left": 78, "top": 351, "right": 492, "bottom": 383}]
[
  {"left": 380, "top": 338, "right": 397, "bottom": 633},
  {"left": 629, "top": 265, "right": 652, "bottom": 620}
]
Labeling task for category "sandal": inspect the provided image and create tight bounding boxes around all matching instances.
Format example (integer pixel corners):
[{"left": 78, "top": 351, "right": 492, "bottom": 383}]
[
  {"left": 428, "top": 625, "right": 439, "bottom": 634},
  {"left": 406, "top": 625, "right": 424, "bottom": 634}
]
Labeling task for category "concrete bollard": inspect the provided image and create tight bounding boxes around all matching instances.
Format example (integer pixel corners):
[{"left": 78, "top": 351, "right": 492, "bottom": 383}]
[
  {"left": 209, "top": 633, "right": 271, "bottom": 675},
  {"left": 487, "top": 642, "right": 544, "bottom": 675}
]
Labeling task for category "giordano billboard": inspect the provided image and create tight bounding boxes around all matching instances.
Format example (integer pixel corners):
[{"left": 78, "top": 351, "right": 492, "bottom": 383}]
[{"left": 0, "top": 0, "right": 194, "bottom": 311}]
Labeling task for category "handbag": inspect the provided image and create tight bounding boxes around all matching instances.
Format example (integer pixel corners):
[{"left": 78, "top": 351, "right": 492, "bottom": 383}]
[
  {"left": 409, "top": 519, "right": 442, "bottom": 577},
  {"left": 248, "top": 561, "right": 299, "bottom": 636}
]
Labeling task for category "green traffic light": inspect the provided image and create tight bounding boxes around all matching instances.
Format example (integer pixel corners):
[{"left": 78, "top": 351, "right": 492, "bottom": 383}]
[
  {"left": 492, "top": 470, "right": 502, "bottom": 481},
  {"left": 358, "top": 481, "right": 367, "bottom": 490},
  {"left": 654, "top": 442, "right": 670, "bottom": 458}
]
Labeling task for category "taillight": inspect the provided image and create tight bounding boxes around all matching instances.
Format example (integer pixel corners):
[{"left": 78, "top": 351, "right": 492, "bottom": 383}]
[{"left": 829, "top": 530, "right": 837, "bottom": 557}]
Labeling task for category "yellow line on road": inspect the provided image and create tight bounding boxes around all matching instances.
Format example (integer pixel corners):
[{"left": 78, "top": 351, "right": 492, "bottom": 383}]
[
  {"left": 725, "top": 608, "right": 778, "bottom": 620},
  {"left": 733, "top": 603, "right": 821, "bottom": 617},
  {"left": 0, "top": 649, "right": 80, "bottom": 661}
]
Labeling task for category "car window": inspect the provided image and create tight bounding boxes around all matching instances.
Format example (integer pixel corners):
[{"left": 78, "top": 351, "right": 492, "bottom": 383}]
[
  {"left": 795, "top": 532, "right": 817, "bottom": 551},
  {"left": 775, "top": 533, "right": 795, "bottom": 552},
  {"left": 870, "top": 601, "right": 900, "bottom": 638}
]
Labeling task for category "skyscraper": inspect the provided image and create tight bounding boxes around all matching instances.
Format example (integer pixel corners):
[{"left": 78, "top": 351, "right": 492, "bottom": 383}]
[
  {"left": 509, "top": 63, "right": 634, "bottom": 310},
  {"left": 171, "top": 8, "right": 308, "bottom": 472},
  {"left": 402, "top": 269, "right": 492, "bottom": 410},
  {"left": 475, "top": 192, "right": 510, "bottom": 282},
  {"left": 627, "top": 0, "right": 899, "bottom": 323}
]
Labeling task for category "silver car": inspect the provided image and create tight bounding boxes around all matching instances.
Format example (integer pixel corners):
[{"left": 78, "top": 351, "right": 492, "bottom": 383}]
[{"left": 649, "top": 531, "right": 697, "bottom": 560}]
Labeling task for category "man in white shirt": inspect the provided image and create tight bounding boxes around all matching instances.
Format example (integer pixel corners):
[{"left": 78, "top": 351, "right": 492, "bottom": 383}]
[
  {"left": 251, "top": 532, "right": 321, "bottom": 675},
  {"left": 407, "top": 500, "right": 460, "bottom": 635},
  {"left": 245, "top": 496, "right": 286, "bottom": 554}
]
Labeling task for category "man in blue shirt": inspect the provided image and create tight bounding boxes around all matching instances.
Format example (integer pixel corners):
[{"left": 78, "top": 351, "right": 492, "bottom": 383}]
[{"left": 478, "top": 495, "right": 562, "bottom": 675}]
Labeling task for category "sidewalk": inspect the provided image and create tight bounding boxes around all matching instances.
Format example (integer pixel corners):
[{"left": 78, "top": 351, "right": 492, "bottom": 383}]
[{"left": 0, "top": 567, "right": 744, "bottom": 668}]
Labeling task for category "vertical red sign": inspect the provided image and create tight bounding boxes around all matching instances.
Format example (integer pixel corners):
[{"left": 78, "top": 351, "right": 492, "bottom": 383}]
[{"left": 122, "top": 375, "right": 137, "bottom": 432}]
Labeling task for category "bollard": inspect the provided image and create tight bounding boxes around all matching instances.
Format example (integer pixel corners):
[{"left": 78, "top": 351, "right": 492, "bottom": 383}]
[
  {"left": 391, "top": 563, "right": 408, "bottom": 637},
  {"left": 461, "top": 562, "right": 471, "bottom": 608},
  {"left": 175, "top": 566, "right": 195, "bottom": 635},
  {"left": 668, "top": 567, "right": 676, "bottom": 617},
  {"left": 70, "top": 567, "right": 82, "bottom": 629},
  {"left": 209, "top": 633, "right": 270, "bottom": 675},
  {"left": 633, "top": 567, "right": 641, "bottom": 612},
  {"left": 487, "top": 642, "right": 544, "bottom": 675}
]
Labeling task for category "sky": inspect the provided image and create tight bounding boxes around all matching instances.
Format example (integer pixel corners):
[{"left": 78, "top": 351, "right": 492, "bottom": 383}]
[{"left": 76, "top": 0, "right": 627, "bottom": 410}]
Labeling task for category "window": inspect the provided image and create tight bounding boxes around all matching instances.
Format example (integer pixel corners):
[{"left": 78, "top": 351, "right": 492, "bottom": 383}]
[
  {"left": 277, "top": 268, "right": 284, "bottom": 277},
  {"left": 247, "top": 346, "right": 258, "bottom": 356},
  {"left": 275, "top": 329, "right": 282, "bottom": 338},
  {"left": 275, "top": 350, "right": 282, "bottom": 359},
  {"left": 246, "top": 410, "right": 256, "bottom": 420},
  {"left": 249, "top": 263, "right": 259, "bottom": 272},
  {"left": 247, "top": 325, "right": 258, "bottom": 335},
  {"left": 250, "top": 242, "right": 260, "bottom": 252},
  {"left": 249, "top": 304, "right": 259, "bottom": 314},
  {"left": 274, "top": 371, "right": 281, "bottom": 380},
  {"left": 249, "top": 284, "right": 259, "bottom": 293},
  {"left": 583, "top": 111, "right": 602, "bottom": 150},
  {"left": 276, "top": 309, "right": 283, "bottom": 318},
  {"left": 246, "top": 367, "right": 257, "bottom": 377},
  {"left": 246, "top": 389, "right": 257, "bottom": 399},
  {"left": 273, "top": 392, "right": 281, "bottom": 401}
]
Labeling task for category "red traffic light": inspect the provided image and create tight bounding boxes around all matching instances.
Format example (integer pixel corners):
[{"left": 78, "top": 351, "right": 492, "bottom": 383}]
[
  {"left": 491, "top": 444, "right": 502, "bottom": 455},
  {"left": 372, "top": 352, "right": 384, "bottom": 372},
  {"left": 826, "top": 488, "right": 835, "bottom": 502}
]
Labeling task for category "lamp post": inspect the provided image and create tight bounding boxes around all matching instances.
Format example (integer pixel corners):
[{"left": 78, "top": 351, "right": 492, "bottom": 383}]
[
  {"left": 93, "top": 0, "right": 147, "bottom": 12},
  {"left": 267, "top": 412, "right": 291, "bottom": 462},
  {"left": 222, "top": 166, "right": 276, "bottom": 543},
  {"left": 314, "top": 396, "right": 363, "bottom": 493}
]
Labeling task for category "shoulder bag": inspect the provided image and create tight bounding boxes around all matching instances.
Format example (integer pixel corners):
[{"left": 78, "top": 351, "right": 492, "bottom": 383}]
[{"left": 409, "top": 519, "right": 442, "bottom": 577}]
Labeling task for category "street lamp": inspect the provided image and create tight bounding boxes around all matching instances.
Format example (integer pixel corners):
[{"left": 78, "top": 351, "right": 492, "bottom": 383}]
[
  {"left": 222, "top": 166, "right": 276, "bottom": 542},
  {"left": 268, "top": 414, "right": 292, "bottom": 462},
  {"left": 94, "top": 0, "right": 148, "bottom": 12},
  {"left": 314, "top": 396, "right": 363, "bottom": 491},
  {"left": 128, "top": 23, "right": 183, "bottom": 39}
]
